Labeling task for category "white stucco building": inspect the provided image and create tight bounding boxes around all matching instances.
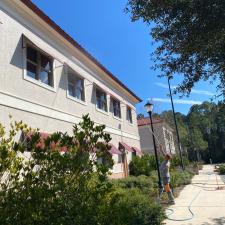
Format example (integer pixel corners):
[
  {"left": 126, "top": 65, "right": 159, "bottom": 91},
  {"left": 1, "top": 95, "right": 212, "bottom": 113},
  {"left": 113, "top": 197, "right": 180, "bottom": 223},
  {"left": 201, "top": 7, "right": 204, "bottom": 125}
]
[
  {"left": 138, "top": 117, "right": 176, "bottom": 155},
  {"left": 0, "top": 0, "right": 142, "bottom": 178}
]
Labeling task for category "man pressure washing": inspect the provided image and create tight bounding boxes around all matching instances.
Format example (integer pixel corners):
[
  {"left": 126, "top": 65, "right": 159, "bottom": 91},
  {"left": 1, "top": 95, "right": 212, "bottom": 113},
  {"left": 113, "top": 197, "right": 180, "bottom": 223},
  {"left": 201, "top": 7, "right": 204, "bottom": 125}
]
[{"left": 159, "top": 148, "right": 175, "bottom": 204}]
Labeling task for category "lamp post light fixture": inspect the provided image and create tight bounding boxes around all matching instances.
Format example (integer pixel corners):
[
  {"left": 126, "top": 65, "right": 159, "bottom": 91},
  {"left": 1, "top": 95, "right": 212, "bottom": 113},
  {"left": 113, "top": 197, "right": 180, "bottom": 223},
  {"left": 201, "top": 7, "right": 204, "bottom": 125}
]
[
  {"left": 167, "top": 75, "right": 185, "bottom": 170},
  {"left": 144, "top": 101, "right": 162, "bottom": 189}
]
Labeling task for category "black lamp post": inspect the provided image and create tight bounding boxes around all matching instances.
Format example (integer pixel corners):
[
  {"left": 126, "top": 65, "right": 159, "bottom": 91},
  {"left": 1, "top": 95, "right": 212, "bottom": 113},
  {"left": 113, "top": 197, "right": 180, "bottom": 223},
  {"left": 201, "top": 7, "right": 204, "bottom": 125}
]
[
  {"left": 144, "top": 101, "right": 162, "bottom": 189},
  {"left": 167, "top": 75, "right": 185, "bottom": 170},
  {"left": 206, "top": 127, "right": 213, "bottom": 164}
]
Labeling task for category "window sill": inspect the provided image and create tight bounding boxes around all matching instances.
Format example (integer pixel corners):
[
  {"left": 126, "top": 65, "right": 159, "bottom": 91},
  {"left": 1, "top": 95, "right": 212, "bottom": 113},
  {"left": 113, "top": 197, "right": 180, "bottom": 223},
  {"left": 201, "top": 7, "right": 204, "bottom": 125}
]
[
  {"left": 66, "top": 94, "right": 87, "bottom": 106},
  {"left": 24, "top": 76, "right": 56, "bottom": 93},
  {"left": 111, "top": 170, "right": 124, "bottom": 174},
  {"left": 96, "top": 107, "right": 109, "bottom": 116},
  {"left": 128, "top": 121, "right": 134, "bottom": 126},
  {"left": 113, "top": 115, "right": 123, "bottom": 122}
]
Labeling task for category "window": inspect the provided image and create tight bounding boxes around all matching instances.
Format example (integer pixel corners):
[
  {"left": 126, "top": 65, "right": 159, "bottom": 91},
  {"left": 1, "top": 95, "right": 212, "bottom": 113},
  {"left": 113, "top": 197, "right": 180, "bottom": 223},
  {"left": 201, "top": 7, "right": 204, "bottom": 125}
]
[
  {"left": 112, "top": 98, "right": 121, "bottom": 118},
  {"left": 26, "top": 45, "right": 53, "bottom": 87},
  {"left": 96, "top": 88, "right": 108, "bottom": 112},
  {"left": 118, "top": 154, "right": 123, "bottom": 163},
  {"left": 67, "top": 72, "right": 85, "bottom": 101},
  {"left": 127, "top": 107, "right": 133, "bottom": 124},
  {"left": 97, "top": 156, "right": 113, "bottom": 169},
  {"left": 132, "top": 151, "right": 137, "bottom": 160}
]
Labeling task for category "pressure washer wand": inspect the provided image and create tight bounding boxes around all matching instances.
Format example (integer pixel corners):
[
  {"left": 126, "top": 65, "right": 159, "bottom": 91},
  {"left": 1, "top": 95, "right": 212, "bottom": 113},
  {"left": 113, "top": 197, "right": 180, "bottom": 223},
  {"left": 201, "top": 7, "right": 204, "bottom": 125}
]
[{"left": 147, "top": 126, "right": 166, "bottom": 156}]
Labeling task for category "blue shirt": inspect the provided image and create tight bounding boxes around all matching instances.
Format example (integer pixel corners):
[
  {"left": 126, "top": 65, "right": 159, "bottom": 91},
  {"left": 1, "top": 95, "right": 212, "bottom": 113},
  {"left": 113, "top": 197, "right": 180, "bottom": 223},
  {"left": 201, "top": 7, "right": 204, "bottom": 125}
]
[{"left": 160, "top": 160, "right": 170, "bottom": 178}]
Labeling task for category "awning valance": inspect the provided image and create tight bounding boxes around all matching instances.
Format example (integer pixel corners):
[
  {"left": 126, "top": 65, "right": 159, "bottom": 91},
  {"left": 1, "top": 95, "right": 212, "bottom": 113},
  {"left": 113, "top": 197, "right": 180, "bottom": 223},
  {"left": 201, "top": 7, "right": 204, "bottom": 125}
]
[
  {"left": 119, "top": 142, "right": 133, "bottom": 152},
  {"left": 109, "top": 144, "right": 122, "bottom": 155},
  {"left": 22, "top": 131, "right": 69, "bottom": 152},
  {"left": 132, "top": 147, "right": 143, "bottom": 156}
]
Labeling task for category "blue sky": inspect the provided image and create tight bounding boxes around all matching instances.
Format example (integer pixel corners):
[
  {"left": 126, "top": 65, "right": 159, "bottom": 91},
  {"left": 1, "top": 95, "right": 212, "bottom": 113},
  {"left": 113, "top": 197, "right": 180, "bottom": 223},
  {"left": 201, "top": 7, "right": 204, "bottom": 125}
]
[{"left": 32, "top": 0, "right": 218, "bottom": 115}]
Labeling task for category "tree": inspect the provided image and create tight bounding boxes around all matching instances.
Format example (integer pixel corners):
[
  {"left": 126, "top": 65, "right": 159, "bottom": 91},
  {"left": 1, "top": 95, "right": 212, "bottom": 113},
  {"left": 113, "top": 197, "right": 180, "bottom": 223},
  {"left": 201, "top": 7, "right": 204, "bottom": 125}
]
[
  {"left": 187, "top": 101, "right": 225, "bottom": 162},
  {"left": 126, "top": 0, "right": 225, "bottom": 97},
  {"left": 154, "top": 102, "right": 225, "bottom": 162}
]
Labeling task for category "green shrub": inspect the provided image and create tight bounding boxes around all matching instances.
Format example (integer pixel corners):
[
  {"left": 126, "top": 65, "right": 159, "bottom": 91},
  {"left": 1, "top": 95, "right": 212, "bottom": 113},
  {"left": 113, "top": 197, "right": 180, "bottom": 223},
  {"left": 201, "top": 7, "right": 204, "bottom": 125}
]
[
  {"left": 217, "top": 164, "right": 225, "bottom": 174},
  {"left": 148, "top": 169, "right": 194, "bottom": 189},
  {"left": 105, "top": 188, "right": 165, "bottom": 225},
  {"left": 111, "top": 175, "right": 154, "bottom": 195},
  {"left": 171, "top": 155, "right": 190, "bottom": 169},
  {"left": 129, "top": 154, "right": 190, "bottom": 177},
  {"left": 170, "top": 170, "right": 194, "bottom": 188},
  {"left": 129, "top": 154, "right": 158, "bottom": 176}
]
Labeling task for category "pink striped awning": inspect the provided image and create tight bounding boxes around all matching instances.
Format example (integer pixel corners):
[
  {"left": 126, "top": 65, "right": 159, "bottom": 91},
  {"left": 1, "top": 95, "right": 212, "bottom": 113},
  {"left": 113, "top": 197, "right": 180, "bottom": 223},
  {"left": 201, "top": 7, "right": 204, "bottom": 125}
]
[
  {"left": 109, "top": 144, "right": 122, "bottom": 155},
  {"left": 132, "top": 147, "right": 143, "bottom": 156},
  {"left": 119, "top": 142, "right": 134, "bottom": 152}
]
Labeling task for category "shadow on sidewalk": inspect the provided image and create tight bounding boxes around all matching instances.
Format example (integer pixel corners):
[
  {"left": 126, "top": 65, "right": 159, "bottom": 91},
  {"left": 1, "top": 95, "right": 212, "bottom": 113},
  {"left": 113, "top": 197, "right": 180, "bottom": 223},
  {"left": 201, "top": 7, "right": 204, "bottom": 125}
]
[{"left": 201, "top": 217, "right": 225, "bottom": 225}]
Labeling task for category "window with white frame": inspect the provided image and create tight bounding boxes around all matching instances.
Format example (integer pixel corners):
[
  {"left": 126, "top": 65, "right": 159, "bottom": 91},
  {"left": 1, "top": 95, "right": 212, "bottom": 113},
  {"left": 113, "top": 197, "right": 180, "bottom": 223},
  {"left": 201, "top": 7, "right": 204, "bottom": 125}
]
[
  {"left": 96, "top": 88, "right": 108, "bottom": 112},
  {"left": 67, "top": 71, "right": 85, "bottom": 102},
  {"left": 26, "top": 45, "right": 54, "bottom": 87},
  {"left": 127, "top": 106, "right": 133, "bottom": 124},
  {"left": 112, "top": 98, "right": 121, "bottom": 118}
]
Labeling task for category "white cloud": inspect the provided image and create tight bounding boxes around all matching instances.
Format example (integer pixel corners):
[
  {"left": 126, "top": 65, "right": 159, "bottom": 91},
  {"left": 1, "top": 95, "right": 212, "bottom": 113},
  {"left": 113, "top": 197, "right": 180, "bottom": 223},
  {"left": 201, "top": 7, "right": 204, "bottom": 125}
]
[
  {"left": 155, "top": 82, "right": 177, "bottom": 89},
  {"left": 154, "top": 82, "right": 214, "bottom": 96},
  {"left": 152, "top": 98, "right": 202, "bottom": 105},
  {"left": 190, "top": 89, "right": 214, "bottom": 96}
]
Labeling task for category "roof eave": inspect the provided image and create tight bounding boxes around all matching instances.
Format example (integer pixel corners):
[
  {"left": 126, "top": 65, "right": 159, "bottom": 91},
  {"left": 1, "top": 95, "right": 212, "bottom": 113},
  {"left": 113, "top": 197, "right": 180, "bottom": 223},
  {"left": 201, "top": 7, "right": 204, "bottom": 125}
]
[{"left": 19, "top": 0, "right": 142, "bottom": 103}]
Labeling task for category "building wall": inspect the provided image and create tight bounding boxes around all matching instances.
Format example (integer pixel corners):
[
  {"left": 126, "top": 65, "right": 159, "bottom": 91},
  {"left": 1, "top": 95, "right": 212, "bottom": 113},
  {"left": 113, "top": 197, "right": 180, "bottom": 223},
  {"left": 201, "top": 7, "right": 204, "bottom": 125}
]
[
  {"left": 138, "top": 123, "right": 176, "bottom": 155},
  {"left": 162, "top": 126, "right": 176, "bottom": 154},
  {"left": 0, "top": 0, "right": 140, "bottom": 177}
]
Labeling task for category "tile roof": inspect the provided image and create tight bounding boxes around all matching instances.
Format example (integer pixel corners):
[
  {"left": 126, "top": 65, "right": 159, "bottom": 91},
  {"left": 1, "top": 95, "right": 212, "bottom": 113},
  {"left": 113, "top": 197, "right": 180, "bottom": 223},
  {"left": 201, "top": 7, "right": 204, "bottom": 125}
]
[
  {"left": 20, "top": 0, "right": 142, "bottom": 103},
  {"left": 137, "top": 117, "right": 163, "bottom": 126}
]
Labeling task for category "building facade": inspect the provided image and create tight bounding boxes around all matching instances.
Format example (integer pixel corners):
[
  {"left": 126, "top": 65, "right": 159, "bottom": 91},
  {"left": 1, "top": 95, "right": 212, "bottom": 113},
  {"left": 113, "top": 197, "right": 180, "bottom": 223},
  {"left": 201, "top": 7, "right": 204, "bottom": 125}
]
[
  {"left": 138, "top": 118, "right": 176, "bottom": 155},
  {"left": 0, "top": 0, "right": 142, "bottom": 178}
]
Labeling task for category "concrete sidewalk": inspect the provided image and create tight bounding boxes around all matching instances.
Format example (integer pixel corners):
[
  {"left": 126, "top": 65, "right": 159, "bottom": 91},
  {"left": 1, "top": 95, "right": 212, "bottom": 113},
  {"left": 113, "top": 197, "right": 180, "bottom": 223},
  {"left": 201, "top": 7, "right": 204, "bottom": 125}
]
[{"left": 164, "top": 165, "right": 225, "bottom": 225}]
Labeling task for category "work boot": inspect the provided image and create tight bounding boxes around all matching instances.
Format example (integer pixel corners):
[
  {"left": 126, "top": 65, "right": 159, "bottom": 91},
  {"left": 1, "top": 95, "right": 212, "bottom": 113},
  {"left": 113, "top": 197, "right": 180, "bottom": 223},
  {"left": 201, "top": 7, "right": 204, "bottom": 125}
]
[{"left": 167, "top": 191, "right": 175, "bottom": 204}]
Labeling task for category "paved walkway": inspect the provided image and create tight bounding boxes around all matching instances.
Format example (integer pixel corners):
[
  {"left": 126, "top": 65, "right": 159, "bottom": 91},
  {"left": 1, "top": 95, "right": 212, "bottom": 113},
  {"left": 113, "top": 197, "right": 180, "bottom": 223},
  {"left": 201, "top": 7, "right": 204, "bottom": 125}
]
[{"left": 164, "top": 165, "right": 225, "bottom": 225}]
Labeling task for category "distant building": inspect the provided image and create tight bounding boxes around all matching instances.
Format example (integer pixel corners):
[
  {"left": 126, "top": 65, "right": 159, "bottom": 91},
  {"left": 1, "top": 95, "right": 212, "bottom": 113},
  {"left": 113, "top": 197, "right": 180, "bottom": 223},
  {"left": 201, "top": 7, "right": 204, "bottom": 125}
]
[{"left": 138, "top": 118, "right": 176, "bottom": 155}]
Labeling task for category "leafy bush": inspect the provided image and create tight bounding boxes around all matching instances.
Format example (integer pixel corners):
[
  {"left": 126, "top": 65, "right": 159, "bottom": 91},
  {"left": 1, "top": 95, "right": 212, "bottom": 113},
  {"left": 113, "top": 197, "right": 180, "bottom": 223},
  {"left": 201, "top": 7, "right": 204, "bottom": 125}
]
[
  {"left": 147, "top": 169, "right": 192, "bottom": 188},
  {"left": 217, "top": 164, "right": 225, "bottom": 174},
  {"left": 171, "top": 155, "right": 190, "bottom": 169},
  {"left": 0, "top": 116, "right": 165, "bottom": 225},
  {"left": 111, "top": 175, "right": 154, "bottom": 195},
  {"left": 129, "top": 154, "right": 190, "bottom": 177},
  {"left": 170, "top": 170, "right": 194, "bottom": 188},
  {"left": 129, "top": 154, "right": 158, "bottom": 176},
  {"left": 105, "top": 188, "right": 165, "bottom": 225}
]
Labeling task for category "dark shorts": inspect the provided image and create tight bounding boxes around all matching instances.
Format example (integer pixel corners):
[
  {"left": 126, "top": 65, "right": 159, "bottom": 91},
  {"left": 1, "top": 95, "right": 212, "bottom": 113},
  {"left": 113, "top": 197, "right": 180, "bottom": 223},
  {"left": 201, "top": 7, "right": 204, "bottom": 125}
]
[{"left": 162, "top": 177, "right": 170, "bottom": 185}]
